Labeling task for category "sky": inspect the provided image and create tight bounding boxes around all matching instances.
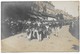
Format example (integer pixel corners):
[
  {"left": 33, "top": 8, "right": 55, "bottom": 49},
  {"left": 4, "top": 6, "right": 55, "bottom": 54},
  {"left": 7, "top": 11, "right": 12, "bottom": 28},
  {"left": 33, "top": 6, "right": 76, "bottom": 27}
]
[{"left": 52, "top": 1, "right": 79, "bottom": 17}]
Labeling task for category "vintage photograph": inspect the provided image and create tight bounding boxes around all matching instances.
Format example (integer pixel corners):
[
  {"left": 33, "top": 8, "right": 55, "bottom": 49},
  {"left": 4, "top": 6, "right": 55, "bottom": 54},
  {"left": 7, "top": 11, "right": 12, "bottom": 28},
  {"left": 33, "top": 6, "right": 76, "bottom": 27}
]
[{"left": 1, "top": 1, "right": 79, "bottom": 52}]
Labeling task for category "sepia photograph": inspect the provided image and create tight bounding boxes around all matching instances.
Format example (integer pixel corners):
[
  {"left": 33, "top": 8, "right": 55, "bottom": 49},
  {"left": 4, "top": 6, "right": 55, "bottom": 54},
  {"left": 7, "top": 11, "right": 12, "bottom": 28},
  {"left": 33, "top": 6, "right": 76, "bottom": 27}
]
[{"left": 1, "top": 1, "right": 79, "bottom": 52}]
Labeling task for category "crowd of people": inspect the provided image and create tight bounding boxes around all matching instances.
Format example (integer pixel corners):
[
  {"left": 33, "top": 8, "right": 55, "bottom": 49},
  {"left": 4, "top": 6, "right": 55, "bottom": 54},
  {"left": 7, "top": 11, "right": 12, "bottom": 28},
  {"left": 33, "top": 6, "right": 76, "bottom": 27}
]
[
  {"left": 22, "top": 18, "right": 63, "bottom": 41},
  {"left": 2, "top": 13, "right": 65, "bottom": 40}
]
